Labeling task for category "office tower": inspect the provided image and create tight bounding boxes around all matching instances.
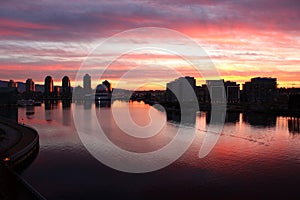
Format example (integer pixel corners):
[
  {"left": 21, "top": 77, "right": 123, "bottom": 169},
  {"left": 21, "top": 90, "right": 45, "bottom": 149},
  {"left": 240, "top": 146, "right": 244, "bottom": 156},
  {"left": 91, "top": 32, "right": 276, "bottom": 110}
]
[
  {"left": 62, "top": 76, "right": 71, "bottom": 96},
  {"left": 26, "top": 78, "right": 35, "bottom": 93},
  {"left": 83, "top": 74, "right": 92, "bottom": 94},
  {"left": 44, "top": 76, "right": 54, "bottom": 96}
]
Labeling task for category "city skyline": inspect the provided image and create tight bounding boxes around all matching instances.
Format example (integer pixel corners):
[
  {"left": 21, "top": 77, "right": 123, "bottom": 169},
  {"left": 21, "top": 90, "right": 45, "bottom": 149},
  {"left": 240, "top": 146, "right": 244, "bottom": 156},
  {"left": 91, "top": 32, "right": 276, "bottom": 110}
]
[
  {"left": 0, "top": 74, "right": 300, "bottom": 91},
  {"left": 0, "top": 0, "right": 299, "bottom": 89},
  {"left": 1, "top": 75, "right": 297, "bottom": 92}
]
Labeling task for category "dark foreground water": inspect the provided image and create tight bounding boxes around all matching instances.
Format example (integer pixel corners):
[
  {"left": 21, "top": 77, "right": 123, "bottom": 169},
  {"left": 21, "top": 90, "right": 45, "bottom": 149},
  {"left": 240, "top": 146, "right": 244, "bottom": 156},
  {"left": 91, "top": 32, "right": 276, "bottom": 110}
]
[{"left": 19, "top": 101, "right": 300, "bottom": 199}]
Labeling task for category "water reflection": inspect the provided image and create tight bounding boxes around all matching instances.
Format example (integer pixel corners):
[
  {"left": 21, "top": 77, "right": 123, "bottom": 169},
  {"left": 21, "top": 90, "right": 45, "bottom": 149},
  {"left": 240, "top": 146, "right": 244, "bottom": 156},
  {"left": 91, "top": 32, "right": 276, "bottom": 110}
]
[
  {"left": 205, "top": 111, "right": 227, "bottom": 125},
  {"left": 243, "top": 112, "right": 276, "bottom": 127},
  {"left": 18, "top": 101, "right": 300, "bottom": 199},
  {"left": 44, "top": 100, "right": 54, "bottom": 110},
  {"left": 62, "top": 100, "right": 71, "bottom": 109},
  {"left": 62, "top": 103, "right": 72, "bottom": 126},
  {"left": 26, "top": 106, "right": 35, "bottom": 119},
  {"left": 166, "top": 109, "right": 196, "bottom": 125},
  {"left": 95, "top": 100, "right": 111, "bottom": 108},
  {"left": 225, "top": 112, "right": 240, "bottom": 123},
  {"left": 44, "top": 100, "right": 54, "bottom": 121},
  {"left": 288, "top": 118, "right": 300, "bottom": 134},
  {"left": 83, "top": 100, "right": 92, "bottom": 110}
]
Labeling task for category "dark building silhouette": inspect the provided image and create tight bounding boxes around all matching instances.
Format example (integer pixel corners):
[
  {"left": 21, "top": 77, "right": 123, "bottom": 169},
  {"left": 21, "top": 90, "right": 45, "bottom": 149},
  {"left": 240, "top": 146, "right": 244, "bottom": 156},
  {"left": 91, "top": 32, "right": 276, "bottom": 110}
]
[
  {"left": 26, "top": 78, "right": 35, "bottom": 93},
  {"left": 243, "top": 113, "right": 276, "bottom": 127},
  {"left": 242, "top": 77, "right": 277, "bottom": 104},
  {"left": 95, "top": 80, "right": 112, "bottom": 102},
  {"left": 73, "top": 86, "right": 84, "bottom": 100},
  {"left": 206, "top": 79, "right": 226, "bottom": 104},
  {"left": 224, "top": 81, "right": 240, "bottom": 104},
  {"left": 289, "top": 94, "right": 300, "bottom": 111},
  {"left": 62, "top": 76, "right": 71, "bottom": 98},
  {"left": 166, "top": 76, "right": 197, "bottom": 103},
  {"left": 44, "top": 76, "right": 54, "bottom": 97},
  {"left": 62, "top": 100, "right": 71, "bottom": 109},
  {"left": 166, "top": 108, "right": 196, "bottom": 125},
  {"left": 225, "top": 112, "right": 240, "bottom": 123},
  {"left": 8, "top": 80, "right": 17, "bottom": 88},
  {"left": 102, "top": 80, "right": 112, "bottom": 93},
  {"left": 83, "top": 74, "right": 92, "bottom": 94},
  {"left": 54, "top": 86, "right": 60, "bottom": 98}
]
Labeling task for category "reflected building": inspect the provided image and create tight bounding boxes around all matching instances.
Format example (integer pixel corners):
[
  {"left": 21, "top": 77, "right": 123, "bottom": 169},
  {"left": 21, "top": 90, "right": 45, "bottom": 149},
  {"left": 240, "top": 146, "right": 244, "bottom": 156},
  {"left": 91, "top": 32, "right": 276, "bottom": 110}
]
[
  {"left": 84, "top": 99, "right": 93, "bottom": 109},
  {"left": 44, "top": 100, "right": 54, "bottom": 110},
  {"left": 26, "top": 106, "right": 35, "bottom": 119},
  {"left": 83, "top": 74, "right": 92, "bottom": 95},
  {"left": 62, "top": 106, "right": 72, "bottom": 126},
  {"left": 205, "top": 111, "right": 227, "bottom": 125},
  {"left": 95, "top": 101, "right": 111, "bottom": 108},
  {"left": 62, "top": 100, "right": 71, "bottom": 109},
  {"left": 44, "top": 100, "right": 54, "bottom": 121},
  {"left": 44, "top": 76, "right": 54, "bottom": 97},
  {"left": 166, "top": 108, "right": 196, "bottom": 125},
  {"left": 225, "top": 112, "right": 240, "bottom": 123},
  {"left": 288, "top": 118, "right": 300, "bottom": 134},
  {"left": 243, "top": 113, "right": 276, "bottom": 127}
]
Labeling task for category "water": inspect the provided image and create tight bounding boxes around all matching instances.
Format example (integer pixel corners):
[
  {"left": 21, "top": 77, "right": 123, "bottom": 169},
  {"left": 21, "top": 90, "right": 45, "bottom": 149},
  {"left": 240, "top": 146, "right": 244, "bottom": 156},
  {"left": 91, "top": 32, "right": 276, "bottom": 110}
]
[{"left": 19, "top": 101, "right": 300, "bottom": 199}]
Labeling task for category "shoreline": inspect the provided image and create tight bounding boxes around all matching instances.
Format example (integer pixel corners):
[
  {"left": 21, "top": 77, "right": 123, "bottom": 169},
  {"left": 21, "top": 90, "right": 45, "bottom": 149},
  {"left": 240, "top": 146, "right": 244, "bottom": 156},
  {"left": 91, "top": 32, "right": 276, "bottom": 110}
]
[
  {"left": 0, "top": 117, "right": 39, "bottom": 169},
  {"left": 140, "top": 100, "right": 300, "bottom": 117},
  {"left": 0, "top": 117, "right": 43, "bottom": 199}
]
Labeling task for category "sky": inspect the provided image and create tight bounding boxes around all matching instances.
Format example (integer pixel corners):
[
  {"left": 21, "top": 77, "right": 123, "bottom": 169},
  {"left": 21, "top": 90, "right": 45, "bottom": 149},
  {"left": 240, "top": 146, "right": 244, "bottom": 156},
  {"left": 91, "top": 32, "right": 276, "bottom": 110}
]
[{"left": 0, "top": 0, "right": 300, "bottom": 90}]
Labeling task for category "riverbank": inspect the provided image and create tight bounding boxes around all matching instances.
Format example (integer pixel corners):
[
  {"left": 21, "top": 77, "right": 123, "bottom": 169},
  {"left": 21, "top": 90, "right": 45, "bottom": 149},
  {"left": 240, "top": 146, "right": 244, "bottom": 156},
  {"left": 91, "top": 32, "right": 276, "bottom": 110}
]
[
  {"left": 0, "top": 117, "right": 39, "bottom": 169},
  {"left": 0, "top": 117, "right": 43, "bottom": 199}
]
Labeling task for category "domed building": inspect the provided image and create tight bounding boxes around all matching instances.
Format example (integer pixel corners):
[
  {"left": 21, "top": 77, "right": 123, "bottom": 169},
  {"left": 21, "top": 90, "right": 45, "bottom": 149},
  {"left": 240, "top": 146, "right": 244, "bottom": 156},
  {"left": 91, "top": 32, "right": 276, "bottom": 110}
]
[
  {"left": 95, "top": 80, "right": 112, "bottom": 102},
  {"left": 96, "top": 84, "right": 108, "bottom": 93}
]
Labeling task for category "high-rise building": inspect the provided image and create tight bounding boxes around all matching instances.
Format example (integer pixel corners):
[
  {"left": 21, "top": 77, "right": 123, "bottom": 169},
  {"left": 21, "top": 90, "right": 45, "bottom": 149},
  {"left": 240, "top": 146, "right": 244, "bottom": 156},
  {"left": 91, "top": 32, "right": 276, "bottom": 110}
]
[
  {"left": 102, "top": 80, "right": 112, "bottom": 93},
  {"left": 53, "top": 86, "right": 60, "bottom": 98},
  {"left": 8, "top": 80, "right": 17, "bottom": 88},
  {"left": 243, "top": 77, "right": 277, "bottom": 104},
  {"left": 62, "top": 76, "right": 71, "bottom": 96},
  {"left": 166, "top": 76, "right": 197, "bottom": 103},
  {"left": 44, "top": 76, "right": 54, "bottom": 96},
  {"left": 83, "top": 74, "right": 92, "bottom": 94},
  {"left": 224, "top": 81, "right": 240, "bottom": 104},
  {"left": 206, "top": 79, "right": 226, "bottom": 104},
  {"left": 26, "top": 78, "right": 35, "bottom": 93}
]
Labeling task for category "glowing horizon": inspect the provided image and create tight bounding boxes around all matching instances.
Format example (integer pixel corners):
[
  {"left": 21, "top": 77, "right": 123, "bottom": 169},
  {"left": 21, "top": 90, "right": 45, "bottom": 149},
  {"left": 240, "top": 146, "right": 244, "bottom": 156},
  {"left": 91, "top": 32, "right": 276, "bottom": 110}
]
[{"left": 0, "top": 0, "right": 299, "bottom": 90}]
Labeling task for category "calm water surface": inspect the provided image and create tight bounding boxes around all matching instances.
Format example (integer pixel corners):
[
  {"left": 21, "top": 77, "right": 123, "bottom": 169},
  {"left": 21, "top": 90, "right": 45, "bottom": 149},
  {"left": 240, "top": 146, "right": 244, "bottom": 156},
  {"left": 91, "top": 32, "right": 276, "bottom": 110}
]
[{"left": 19, "top": 101, "right": 300, "bottom": 199}]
